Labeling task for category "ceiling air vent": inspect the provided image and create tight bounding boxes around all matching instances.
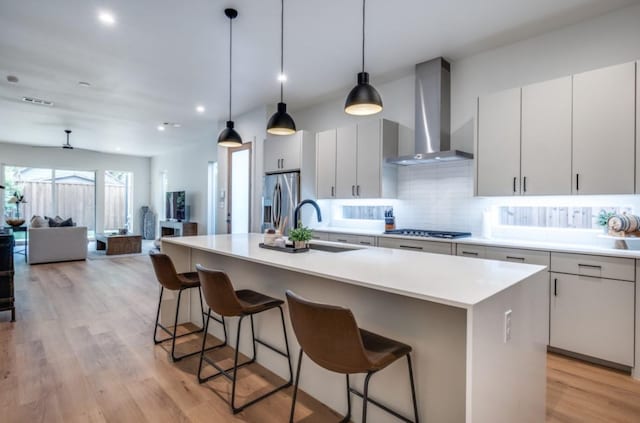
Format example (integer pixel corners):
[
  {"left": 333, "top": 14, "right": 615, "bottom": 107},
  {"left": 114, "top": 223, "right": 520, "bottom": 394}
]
[{"left": 22, "top": 96, "right": 54, "bottom": 107}]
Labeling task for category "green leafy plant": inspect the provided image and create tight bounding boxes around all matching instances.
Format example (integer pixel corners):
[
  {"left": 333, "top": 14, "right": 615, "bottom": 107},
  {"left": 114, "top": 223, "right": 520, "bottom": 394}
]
[
  {"left": 289, "top": 226, "right": 313, "bottom": 242},
  {"left": 597, "top": 210, "right": 616, "bottom": 227}
]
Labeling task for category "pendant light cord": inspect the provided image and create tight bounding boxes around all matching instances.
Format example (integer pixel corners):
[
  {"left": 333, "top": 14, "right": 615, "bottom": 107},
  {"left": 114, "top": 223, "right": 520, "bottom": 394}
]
[
  {"left": 280, "top": 0, "right": 284, "bottom": 102},
  {"left": 362, "top": 0, "right": 366, "bottom": 73},
  {"left": 228, "top": 14, "right": 233, "bottom": 121}
]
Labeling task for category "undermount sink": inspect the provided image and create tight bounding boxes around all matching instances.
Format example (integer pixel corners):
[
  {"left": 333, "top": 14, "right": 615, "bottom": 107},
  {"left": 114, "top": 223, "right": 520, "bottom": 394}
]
[{"left": 308, "top": 243, "right": 360, "bottom": 253}]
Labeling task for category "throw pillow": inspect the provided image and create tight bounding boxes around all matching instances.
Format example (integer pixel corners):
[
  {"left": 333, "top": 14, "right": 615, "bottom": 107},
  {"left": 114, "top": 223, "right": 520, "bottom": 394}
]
[
  {"left": 59, "top": 218, "right": 74, "bottom": 227},
  {"left": 30, "top": 215, "right": 47, "bottom": 228}
]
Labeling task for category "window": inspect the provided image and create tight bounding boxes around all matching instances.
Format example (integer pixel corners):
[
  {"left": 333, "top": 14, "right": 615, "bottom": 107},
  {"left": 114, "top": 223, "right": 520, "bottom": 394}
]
[
  {"left": 3, "top": 166, "right": 96, "bottom": 236},
  {"left": 104, "top": 171, "right": 133, "bottom": 233}
]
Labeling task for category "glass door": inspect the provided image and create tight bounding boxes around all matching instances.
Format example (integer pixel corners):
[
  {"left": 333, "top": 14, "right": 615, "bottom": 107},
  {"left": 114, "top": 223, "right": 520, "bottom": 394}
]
[{"left": 228, "top": 143, "right": 252, "bottom": 234}]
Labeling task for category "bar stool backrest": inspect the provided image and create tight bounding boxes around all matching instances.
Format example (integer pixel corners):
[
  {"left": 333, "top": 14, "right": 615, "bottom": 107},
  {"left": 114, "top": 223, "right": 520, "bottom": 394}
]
[
  {"left": 196, "top": 264, "right": 245, "bottom": 317},
  {"left": 149, "top": 251, "right": 183, "bottom": 291},
  {"left": 286, "top": 290, "right": 371, "bottom": 374}
]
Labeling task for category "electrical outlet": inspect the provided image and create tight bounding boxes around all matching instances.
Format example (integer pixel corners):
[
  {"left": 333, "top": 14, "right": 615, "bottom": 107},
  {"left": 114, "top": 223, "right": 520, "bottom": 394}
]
[{"left": 504, "top": 309, "right": 512, "bottom": 343}]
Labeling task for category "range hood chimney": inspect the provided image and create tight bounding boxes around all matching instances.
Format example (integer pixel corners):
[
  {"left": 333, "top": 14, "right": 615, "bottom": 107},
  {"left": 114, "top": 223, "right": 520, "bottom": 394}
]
[{"left": 388, "top": 57, "right": 472, "bottom": 165}]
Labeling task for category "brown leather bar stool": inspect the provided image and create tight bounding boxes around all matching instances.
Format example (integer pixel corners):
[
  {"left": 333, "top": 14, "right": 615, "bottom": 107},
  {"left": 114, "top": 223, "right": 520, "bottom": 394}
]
[
  {"left": 149, "top": 251, "right": 226, "bottom": 361},
  {"left": 286, "top": 290, "right": 419, "bottom": 423},
  {"left": 195, "top": 264, "right": 293, "bottom": 414}
]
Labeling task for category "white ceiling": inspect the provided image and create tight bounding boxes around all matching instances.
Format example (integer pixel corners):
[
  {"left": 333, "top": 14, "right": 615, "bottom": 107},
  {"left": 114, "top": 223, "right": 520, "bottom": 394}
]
[{"left": 0, "top": 0, "right": 637, "bottom": 157}]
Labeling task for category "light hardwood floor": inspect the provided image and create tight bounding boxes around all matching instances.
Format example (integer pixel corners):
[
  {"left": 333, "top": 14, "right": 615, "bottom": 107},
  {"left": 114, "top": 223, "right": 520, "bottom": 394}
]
[{"left": 1, "top": 256, "right": 639, "bottom": 422}]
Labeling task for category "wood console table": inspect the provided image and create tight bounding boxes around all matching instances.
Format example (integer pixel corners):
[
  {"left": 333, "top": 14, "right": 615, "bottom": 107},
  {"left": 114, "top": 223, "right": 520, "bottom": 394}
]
[
  {"left": 159, "top": 221, "right": 197, "bottom": 237},
  {"left": 95, "top": 233, "right": 142, "bottom": 255}
]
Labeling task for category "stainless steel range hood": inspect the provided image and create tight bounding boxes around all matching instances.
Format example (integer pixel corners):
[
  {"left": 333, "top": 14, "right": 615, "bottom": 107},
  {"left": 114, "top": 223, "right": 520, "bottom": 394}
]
[{"left": 388, "top": 57, "right": 473, "bottom": 165}]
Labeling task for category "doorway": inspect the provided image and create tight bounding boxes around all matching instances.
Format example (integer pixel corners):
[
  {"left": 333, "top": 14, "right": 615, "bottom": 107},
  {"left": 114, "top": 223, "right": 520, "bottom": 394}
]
[{"left": 227, "top": 143, "right": 251, "bottom": 233}]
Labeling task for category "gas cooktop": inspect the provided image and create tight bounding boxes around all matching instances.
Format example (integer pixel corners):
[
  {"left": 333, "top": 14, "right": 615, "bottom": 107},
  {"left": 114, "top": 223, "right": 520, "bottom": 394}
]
[{"left": 384, "top": 229, "right": 472, "bottom": 239}]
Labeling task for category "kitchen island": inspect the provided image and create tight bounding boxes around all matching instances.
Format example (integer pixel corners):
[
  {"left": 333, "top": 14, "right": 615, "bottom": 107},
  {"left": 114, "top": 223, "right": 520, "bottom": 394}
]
[{"left": 162, "top": 233, "right": 548, "bottom": 423}]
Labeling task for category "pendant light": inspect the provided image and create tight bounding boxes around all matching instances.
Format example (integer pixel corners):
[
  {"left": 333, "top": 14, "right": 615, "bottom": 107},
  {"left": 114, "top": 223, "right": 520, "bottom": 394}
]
[
  {"left": 266, "top": 0, "right": 296, "bottom": 135},
  {"left": 344, "top": 0, "right": 382, "bottom": 116},
  {"left": 218, "top": 8, "right": 242, "bottom": 147}
]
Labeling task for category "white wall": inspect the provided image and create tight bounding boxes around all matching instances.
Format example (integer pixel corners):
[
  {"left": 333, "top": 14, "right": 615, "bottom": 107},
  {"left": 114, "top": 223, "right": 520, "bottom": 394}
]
[
  {"left": 150, "top": 105, "right": 270, "bottom": 235},
  {"left": 451, "top": 2, "right": 640, "bottom": 153},
  {"left": 0, "top": 141, "right": 150, "bottom": 234},
  {"left": 150, "top": 3, "right": 640, "bottom": 238},
  {"left": 294, "top": 2, "right": 640, "bottom": 237}
]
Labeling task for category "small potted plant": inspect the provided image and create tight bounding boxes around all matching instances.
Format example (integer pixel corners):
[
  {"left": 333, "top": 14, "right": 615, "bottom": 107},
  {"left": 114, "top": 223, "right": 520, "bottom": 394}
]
[
  {"left": 597, "top": 210, "right": 616, "bottom": 233},
  {"left": 288, "top": 226, "right": 313, "bottom": 249}
]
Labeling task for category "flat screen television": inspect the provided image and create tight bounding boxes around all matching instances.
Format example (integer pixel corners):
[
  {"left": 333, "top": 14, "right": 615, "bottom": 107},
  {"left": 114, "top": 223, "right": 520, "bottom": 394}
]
[{"left": 166, "top": 191, "right": 186, "bottom": 221}]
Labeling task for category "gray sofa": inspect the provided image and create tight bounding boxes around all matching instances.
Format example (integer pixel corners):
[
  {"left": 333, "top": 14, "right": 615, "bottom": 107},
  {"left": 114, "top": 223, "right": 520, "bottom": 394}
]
[{"left": 28, "top": 226, "right": 88, "bottom": 264}]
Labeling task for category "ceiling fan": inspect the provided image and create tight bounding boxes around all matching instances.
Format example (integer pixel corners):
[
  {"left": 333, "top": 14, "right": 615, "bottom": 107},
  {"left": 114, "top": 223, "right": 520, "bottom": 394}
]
[{"left": 33, "top": 129, "right": 90, "bottom": 151}]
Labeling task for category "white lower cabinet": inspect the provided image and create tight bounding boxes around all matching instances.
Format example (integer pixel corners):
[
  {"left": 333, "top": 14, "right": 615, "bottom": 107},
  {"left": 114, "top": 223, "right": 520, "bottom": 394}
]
[
  {"left": 328, "top": 233, "right": 376, "bottom": 246},
  {"left": 310, "top": 231, "right": 329, "bottom": 241},
  {"left": 377, "top": 237, "right": 452, "bottom": 255},
  {"left": 549, "top": 272, "right": 635, "bottom": 367}
]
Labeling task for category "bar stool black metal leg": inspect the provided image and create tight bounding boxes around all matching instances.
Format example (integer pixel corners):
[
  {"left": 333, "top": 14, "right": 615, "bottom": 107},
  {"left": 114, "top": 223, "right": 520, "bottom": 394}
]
[
  {"left": 339, "top": 374, "right": 352, "bottom": 423},
  {"left": 153, "top": 287, "right": 164, "bottom": 344},
  {"left": 198, "top": 287, "right": 206, "bottom": 328},
  {"left": 278, "top": 306, "right": 294, "bottom": 383},
  {"left": 170, "top": 289, "right": 184, "bottom": 361},
  {"left": 249, "top": 314, "right": 257, "bottom": 361},
  {"left": 230, "top": 315, "right": 245, "bottom": 413},
  {"left": 289, "top": 349, "right": 304, "bottom": 423},
  {"left": 407, "top": 355, "right": 420, "bottom": 423},
  {"left": 197, "top": 308, "right": 212, "bottom": 382},
  {"left": 362, "top": 371, "right": 374, "bottom": 423}
]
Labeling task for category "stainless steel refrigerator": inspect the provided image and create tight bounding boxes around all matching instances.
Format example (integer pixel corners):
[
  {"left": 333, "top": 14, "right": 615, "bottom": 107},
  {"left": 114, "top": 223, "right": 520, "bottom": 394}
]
[{"left": 261, "top": 171, "right": 300, "bottom": 235}]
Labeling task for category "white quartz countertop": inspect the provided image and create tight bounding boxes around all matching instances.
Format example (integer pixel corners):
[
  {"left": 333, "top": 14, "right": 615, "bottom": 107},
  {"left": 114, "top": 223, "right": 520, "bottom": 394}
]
[
  {"left": 163, "top": 233, "right": 546, "bottom": 309},
  {"left": 312, "top": 227, "right": 640, "bottom": 259}
]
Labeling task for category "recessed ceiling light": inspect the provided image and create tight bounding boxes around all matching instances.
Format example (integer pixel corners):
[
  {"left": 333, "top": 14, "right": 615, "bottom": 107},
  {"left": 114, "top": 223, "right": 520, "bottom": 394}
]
[
  {"left": 277, "top": 73, "right": 287, "bottom": 82},
  {"left": 157, "top": 125, "right": 165, "bottom": 131},
  {"left": 98, "top": 10, "right": 116, "bottom": 26},
  {"left": 196, "top": 105, "right": 205, "bottom": 113},
  {"left": 6, "top": 75, "right": 19, "bottom": 83},
  {"left": 78, "top": 81, "right": 91, "bottom": 87},
  {"left": 115, "top": 147, "right": 121, "bottom": 151},
  {"left": 22, "top": 96, "right": 54, "bottom": 107}
]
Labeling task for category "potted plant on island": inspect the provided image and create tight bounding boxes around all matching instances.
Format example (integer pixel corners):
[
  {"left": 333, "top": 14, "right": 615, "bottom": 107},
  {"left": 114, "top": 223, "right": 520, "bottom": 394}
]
[{"left": 289, "top": 226, "right": 313, "bottom": 249}]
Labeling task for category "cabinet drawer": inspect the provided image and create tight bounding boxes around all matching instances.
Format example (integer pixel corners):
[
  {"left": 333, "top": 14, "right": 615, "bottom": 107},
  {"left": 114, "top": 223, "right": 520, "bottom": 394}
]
[
  {"left": 486, "top": 246, "right": 550, "bottom": 267},
  {"left": 310, "top": 231, "right": 329, "bottom": 241},
  {"left": 551, "top": 252, "right": 635, "bottom": 281},
  {"left": 328, "top": 233, "right": 376, "bottom": 246},
  {"left": 456, "top": 244, "right": 486, "bottom": 259},
  {"left": 550, "top": 273, "right": 635, "bottom": 366},
  {"left": 378, "top": 237, "right": 452, "bottom": 255}
]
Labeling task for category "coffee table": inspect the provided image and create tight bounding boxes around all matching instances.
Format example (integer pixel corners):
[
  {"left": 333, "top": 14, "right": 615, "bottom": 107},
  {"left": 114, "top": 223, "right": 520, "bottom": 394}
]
[{"left": 95, "top": 233, "right": 142, "bottom": 255}]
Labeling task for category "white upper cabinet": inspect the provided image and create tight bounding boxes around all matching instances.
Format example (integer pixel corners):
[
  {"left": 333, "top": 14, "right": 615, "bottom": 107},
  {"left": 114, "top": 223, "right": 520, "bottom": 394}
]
[
  {"left": 321, "top": 119, "right": 398, "bottom": 199},
  {"left": 572, "top": 62, "right": 636, "bottom": 195},
  {"left": 356, "top": 119, "right": 383, "bottom": 198},
  {"left": 521, "top": 76, "right": 572, "bottom": 195},
  {"left": 335, "top": 125, "right": 358, "bottom": 198},
  {"left": 316, "top": 129, "right": 337, "bottom": 198},
  {"left": 476, "top": 87, "right": 521, "bottom": 196},
  {"left": 264, "top": 131, "right": 303, "bottom": 173}
]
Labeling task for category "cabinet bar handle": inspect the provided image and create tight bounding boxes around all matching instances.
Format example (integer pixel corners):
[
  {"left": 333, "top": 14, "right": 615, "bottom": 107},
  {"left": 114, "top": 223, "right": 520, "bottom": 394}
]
[
  {"left": 336, "top": 239, "right": 348, "bottom": 243},
  {"left": 578, "top": 264, "right": 602, "bottom": 269},
  {"left": 554, "top": 278, "right": 558, "bottom": 296},
  {"left": 356, "top": 185, "right": 360, "bottom": 196},
  {"left": 506, "top": 256, "right": 525, "bottom": 262},
  {"left": 352, "top": 185, "right": 355, "bottom": 196},
  {"left": 359, "top": 241, "right": 371, "bottom": 245},
  {"left": 513, "top": 177, "right": 517, "bottom": 193},
  {"left": 523, "top": 177, "right": 527, "bottom": 193},
  {"left": 576, "top": 173, "right": 579, "bottom": 191},
  {"left": 331, "top": 186, "right": 335, "bottom": 197},
  {"left": 400, "top": 245, "right": 423, "bottom": 250},
  {"left": 461, "top": 251, "right": 479, "bottom": 256}
]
